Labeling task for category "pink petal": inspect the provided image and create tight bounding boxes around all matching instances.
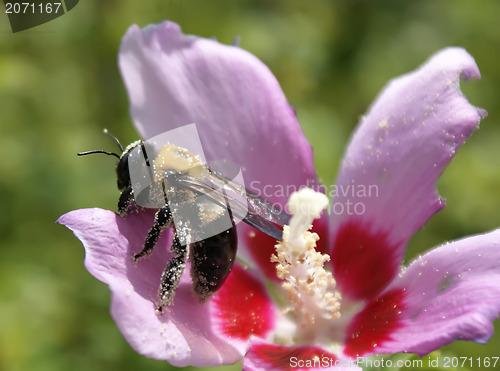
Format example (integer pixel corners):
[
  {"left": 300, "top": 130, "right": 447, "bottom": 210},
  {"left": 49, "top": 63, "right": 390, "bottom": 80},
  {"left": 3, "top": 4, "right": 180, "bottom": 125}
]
[
  {"left": 210, "top": 264, "right": 277, "bottom": 353},
  {"left": 369, "top": 229, "right": 500, "bottom": 356},
  {"left": 118, "top": 21, "right": 317, "bottom": 208},
  {"left": 243, "top": 341, "right": 360, "bottom": 371},
  {"left": 58, "top": 208, "right": 248, "bottom": 366},
  {"left": 343, "top": 288, "right": 406, "bottom": 357},
  {"left": 331, "top": 219, "right": 401, "bottom": 301},
  {"left": 330, "top": 48, "right": 485, "bottom": 300}
]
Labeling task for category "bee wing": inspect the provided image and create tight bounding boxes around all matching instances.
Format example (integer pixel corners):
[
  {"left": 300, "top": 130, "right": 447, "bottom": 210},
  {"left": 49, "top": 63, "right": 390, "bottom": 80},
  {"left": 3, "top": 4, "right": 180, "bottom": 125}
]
[
  {"left": 170, "top": 172, "right": 290, "bottom": 241},
  {"left": 209, "top": 169, "right": 291, "bottom": 226}
]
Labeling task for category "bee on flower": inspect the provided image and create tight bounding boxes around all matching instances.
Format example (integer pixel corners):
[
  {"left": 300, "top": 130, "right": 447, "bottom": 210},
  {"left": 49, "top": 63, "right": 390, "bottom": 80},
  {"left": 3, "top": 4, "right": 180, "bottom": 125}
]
[{"left": 59, "top": 21, "right": 500, "bottom": 370}]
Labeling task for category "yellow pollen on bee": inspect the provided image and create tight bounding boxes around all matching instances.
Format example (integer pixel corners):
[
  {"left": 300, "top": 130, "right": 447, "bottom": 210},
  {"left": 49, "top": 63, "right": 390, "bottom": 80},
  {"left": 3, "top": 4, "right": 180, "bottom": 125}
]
[{"left": 153, "top": 143, "right": 208, "bottom": 182}]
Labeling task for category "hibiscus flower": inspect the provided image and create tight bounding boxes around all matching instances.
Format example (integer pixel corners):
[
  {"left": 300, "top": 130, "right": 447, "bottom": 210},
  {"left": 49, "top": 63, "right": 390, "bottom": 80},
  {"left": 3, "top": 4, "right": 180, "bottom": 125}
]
[{"left": 58, "top": 21, "right": 500, "bottom": 370}]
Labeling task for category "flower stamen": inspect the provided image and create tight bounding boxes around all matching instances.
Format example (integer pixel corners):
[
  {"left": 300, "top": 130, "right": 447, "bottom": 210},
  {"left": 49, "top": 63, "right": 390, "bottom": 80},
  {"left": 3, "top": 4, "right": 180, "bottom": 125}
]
[{"left": 272, "top": 189, "right": 341, "bottom": 328}]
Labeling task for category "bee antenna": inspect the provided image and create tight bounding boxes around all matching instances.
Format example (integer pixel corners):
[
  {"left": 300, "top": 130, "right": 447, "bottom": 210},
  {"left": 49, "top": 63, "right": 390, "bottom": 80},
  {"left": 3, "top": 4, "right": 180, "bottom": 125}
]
[
  {"left": 77, "top": 150, "right": 120, "bottom": 159},
  {"left": 103, "top": 128, "right": 124, "bottom": 152}
]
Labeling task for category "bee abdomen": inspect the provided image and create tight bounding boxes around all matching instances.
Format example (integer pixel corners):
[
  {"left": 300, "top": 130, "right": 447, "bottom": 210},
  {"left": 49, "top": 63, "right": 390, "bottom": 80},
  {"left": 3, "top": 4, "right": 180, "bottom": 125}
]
[{"left": 190, "top": 227, "right": 238, "bottom": 302}]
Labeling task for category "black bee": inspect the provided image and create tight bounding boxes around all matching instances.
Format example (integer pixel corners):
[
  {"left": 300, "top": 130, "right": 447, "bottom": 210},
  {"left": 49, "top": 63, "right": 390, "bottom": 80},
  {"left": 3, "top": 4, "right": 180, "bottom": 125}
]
[{"left": 78, "top": 130, "right": 290, "bottom": 311}]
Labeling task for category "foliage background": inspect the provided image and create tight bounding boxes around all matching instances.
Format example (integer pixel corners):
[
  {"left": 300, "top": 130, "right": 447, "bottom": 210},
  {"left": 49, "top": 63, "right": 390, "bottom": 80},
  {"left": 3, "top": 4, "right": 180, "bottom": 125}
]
[{"left": 1, "top": 0, "right": 499, "bottom": 370}]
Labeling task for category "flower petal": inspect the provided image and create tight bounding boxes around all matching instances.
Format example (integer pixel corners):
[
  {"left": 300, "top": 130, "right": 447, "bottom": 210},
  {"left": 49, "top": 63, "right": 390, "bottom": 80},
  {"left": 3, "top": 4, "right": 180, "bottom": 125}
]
[
  {"left": 118, "top": 21, "right": 317, "bottom": 208},
  {"left": 331, "top": 218, "right": 401, "bottom": 301},
  {"left": 330, "top": 48, "right": 485, "bottom": 300},
  {"left": 358, "top": 229, "right": 500, "bottom": 356},
  {"left": 210, "top": 264, "right": 277, "bottom": 354},
  {"left": 343, "top": 288, "right": 406, "bottom": 357},
  {"left": 58, "top": 208, "right": 248, "bottom": 366},
  {"left": 243, "top": 341, "right": 360, "bottom": 371}
]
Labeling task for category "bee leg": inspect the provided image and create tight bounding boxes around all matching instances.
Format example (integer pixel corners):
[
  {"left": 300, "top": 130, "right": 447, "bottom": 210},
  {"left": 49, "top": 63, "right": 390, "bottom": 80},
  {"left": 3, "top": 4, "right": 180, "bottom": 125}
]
[
  {"left": 156, "top": 236, "right": 188, "bottom": 311},
  {"left": 133, "top": 206, "right": 172, "bottom": 262},
  {"left": 118, "top": 186, "right": 134, "bottom": 217}
]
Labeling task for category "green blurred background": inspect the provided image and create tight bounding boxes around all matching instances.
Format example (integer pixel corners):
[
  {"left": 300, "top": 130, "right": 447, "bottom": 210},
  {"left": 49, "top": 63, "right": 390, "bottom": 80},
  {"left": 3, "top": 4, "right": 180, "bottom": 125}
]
[{"left": 1, "top": 0, "right": 499, "bottom": 370}]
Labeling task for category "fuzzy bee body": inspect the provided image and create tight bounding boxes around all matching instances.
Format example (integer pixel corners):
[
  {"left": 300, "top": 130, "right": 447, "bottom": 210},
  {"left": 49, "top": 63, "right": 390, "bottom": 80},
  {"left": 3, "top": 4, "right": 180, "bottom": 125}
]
[{"left": 79, "top": 133, "right": 289, "bottom": 311}]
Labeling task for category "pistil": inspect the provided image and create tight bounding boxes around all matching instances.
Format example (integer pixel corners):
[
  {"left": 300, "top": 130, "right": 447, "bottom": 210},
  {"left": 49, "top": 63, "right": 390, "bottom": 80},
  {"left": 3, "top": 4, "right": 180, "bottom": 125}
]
[{"left": 272, "top": 188, "right": 342, "bottom": 329}]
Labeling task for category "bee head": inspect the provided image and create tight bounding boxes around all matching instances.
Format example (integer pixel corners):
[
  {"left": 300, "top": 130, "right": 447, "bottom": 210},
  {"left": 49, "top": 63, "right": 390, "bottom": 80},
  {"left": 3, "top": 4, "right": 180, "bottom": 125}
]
[
  {"left": 115, "top": 140, "right": 143, "bottom": 191},
  {"left": 77, "top": 129, "right": 134, "bottom": 191}
]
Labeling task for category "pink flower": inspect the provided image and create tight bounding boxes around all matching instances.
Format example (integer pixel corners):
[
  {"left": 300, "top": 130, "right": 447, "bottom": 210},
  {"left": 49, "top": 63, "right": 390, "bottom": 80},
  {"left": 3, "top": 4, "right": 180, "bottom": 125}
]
[{"left": 59, "top": 21, "right": 500, "bottom": 369}]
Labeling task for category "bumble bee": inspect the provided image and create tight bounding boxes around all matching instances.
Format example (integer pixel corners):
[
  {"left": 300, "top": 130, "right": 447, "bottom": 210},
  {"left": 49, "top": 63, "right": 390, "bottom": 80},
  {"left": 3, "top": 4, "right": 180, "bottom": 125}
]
[{"left": 78, "top": 130, "right": 289, "bottom": 311}]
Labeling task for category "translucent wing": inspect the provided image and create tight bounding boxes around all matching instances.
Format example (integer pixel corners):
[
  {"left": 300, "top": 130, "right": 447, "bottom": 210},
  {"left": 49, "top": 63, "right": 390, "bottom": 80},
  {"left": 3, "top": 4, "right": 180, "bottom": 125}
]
[
  {"left": 166, "top": 170, "right": 290, "bottom": 241},
  {"left": 210, "top": 168, "right": 291, "bottom": 226}
]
